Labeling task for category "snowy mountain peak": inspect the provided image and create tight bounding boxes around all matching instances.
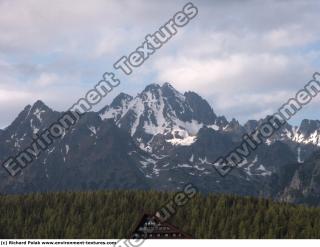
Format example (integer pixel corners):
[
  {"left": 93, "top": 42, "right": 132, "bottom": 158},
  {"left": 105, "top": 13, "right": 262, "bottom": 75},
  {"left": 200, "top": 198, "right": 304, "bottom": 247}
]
[
  {"left": 142, "top": 83, "right": 161, "bottom": 93},
  {"left": 110, "top": 93, "right": 133, "bottom": 108},
  {"left": 99, "top": 83, "right": 226, "bottom": 151},
  {"left": 289, "top": 119, "right": 320, "bottom": 146},
  {"left": 162, "top": 82, "right": 174, "bottom": 88},
  {"left": 8, "top": 100, "right": 51, "bottom": 129},
  {"left": 29, "top": 100, "right": 53, "bottom": 122},
  {"left": 298, "top": 119, "right": 320, "bottom": 137},
  {"left": 32, "top": 100, "right": 49, "bottom": 110}
]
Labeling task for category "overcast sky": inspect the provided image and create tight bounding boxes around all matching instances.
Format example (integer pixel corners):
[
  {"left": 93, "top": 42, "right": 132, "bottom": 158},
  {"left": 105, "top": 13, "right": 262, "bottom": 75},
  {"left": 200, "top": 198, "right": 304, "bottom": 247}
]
[{"left": 1, "top": 0, "right": 320, "bottom": 128}]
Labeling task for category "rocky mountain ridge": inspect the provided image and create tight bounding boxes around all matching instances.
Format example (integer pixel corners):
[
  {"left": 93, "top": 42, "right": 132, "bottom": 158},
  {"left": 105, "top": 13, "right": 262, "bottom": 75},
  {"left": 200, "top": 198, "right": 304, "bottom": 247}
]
[{"left": 1, "top": 83, "right": 319, "bottom": 205}]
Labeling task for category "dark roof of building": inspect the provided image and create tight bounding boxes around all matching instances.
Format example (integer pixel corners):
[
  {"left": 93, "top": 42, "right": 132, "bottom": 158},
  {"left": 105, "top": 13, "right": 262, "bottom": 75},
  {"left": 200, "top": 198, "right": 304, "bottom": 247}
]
[{"left": 130, "top": 213, "right": 192, "bottom": 239}]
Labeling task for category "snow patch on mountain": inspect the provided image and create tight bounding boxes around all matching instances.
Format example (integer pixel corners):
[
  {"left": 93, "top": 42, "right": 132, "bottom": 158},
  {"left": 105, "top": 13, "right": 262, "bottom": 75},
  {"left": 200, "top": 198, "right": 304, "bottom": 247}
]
[
  {"left": 30, "top": 119, "right": 39, "bottom": 134},
  {"left": 297, "top": 147, "right": 303, "bottom": 163},
  {"left": 89, "top": 126, "right": 97, "bottom": 135},
  {"left": 33, "top": 108, "right": 45, "bottom": 122},
  {"left": 99, "top": 83, "right": 222, "bottom": 150}
]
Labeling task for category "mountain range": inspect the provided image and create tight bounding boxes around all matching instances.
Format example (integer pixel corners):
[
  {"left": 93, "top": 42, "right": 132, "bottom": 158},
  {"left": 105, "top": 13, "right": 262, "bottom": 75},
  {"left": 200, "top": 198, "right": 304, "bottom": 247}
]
[{"left": 1, "top": 83, "right": 320, "bottom": 205}]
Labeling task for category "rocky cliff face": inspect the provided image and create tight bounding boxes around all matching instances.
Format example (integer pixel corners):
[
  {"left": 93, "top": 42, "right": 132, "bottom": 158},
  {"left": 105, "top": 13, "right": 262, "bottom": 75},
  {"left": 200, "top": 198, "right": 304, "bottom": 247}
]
[
  {"left": 280, "top": 151, "right": 320, "bottom": 205},
  {"left": 1, "top": 83, "right": 320, "bottom": 205}
]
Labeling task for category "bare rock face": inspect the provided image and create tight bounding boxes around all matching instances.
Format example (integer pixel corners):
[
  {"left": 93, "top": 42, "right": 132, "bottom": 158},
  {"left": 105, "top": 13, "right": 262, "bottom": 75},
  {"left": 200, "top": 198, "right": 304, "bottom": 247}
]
[
  {"left": 279, "top": 152, "right": 320, "bottom": 206},
  {"left": 1, "top": 83, "right": 320, "bottom": 206}
]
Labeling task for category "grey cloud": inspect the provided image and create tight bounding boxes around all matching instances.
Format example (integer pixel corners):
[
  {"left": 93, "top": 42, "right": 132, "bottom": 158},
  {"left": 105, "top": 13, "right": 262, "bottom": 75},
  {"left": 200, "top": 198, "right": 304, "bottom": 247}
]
[{"left": 0, "top": 0, "right": 320, "bottom": 127}]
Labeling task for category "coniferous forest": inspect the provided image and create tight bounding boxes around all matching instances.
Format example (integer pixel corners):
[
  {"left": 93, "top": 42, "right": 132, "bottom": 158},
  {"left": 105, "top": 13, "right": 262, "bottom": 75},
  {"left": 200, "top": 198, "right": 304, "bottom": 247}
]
[{"left": 1, "top": 190, "right": 320, "bottom": 239}]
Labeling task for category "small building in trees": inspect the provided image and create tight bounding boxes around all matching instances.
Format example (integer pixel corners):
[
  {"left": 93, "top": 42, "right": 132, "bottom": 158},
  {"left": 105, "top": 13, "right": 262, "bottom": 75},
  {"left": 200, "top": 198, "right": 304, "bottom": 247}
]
[{"left": 131, "top": 214, "right": 191, "bottom": 239}]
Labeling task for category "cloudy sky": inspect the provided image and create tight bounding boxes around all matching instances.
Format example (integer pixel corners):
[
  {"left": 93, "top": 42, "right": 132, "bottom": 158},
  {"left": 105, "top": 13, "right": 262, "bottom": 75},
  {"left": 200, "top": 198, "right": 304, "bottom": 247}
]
[{"left": 0, "top": 0, "right": 320, "bottom": 128}]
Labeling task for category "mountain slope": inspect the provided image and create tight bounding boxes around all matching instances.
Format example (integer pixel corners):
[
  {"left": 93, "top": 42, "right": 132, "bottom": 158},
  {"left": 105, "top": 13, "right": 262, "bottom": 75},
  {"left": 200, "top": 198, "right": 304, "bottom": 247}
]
[
  {"left": 1, "top": 83, "right": 320, "bottom": 205},
  {"left": 99, "top": 83, "right": 228, "bottom": 154},
  {"left": 280, "top": 151, "right": 320, "bottom": 206},
  {"left": 0, "top": 102, "right": 149, "bottom": 194}
]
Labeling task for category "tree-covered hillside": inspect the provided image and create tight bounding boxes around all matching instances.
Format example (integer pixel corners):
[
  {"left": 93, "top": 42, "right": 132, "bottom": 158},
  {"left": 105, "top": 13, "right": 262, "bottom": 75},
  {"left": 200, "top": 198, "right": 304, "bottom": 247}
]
[{"left": 1, "top": 190, "right": 320, "bottom": 239}]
